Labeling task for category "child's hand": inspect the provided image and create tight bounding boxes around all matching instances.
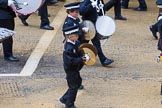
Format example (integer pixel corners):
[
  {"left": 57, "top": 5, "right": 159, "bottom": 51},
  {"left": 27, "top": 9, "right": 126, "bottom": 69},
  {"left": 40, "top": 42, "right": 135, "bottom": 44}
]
[
  {"left": 82, "top": 27, "right": 89, "bottom": 33},
  {"left": 84, "top": 54, "right": 90, "bottom": 61},
  {"left": 82, "top": 54, "right": 90, "bottom": 61}
]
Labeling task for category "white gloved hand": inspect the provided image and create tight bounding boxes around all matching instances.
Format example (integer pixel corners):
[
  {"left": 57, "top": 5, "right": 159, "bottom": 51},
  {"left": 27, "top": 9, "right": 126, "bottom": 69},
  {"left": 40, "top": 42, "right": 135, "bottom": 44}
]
[
  {"left": 8, "top": 0, "right": 14, "bottom": 6},
  {"left": 82, "top": 27, "right": 89, "bottom": 33},
  {"left": 91, "top": 1, "right": 97, "bottom": 8},
  {"left": 84, "top": 54, "right": 90, "bottom": 61}
]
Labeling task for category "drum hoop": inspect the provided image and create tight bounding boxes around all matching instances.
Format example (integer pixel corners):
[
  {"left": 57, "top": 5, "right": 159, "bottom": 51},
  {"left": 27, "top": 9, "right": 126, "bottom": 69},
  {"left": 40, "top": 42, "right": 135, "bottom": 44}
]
[{"left": 96, "top": 15, "right": 116, "bottom": 38}]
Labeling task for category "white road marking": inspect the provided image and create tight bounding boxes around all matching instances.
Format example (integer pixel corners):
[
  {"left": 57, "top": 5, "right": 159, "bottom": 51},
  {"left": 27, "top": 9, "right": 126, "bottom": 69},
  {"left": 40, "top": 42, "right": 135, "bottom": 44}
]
[{"left": 0, "top": 7, "right": 67, "bottom": 76}]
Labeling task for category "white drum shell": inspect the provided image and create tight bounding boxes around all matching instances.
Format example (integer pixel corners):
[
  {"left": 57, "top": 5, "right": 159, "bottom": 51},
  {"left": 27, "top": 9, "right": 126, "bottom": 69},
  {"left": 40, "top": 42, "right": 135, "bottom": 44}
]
[{"left": 10, "top": 0, "right": 45, "bottom": 15}]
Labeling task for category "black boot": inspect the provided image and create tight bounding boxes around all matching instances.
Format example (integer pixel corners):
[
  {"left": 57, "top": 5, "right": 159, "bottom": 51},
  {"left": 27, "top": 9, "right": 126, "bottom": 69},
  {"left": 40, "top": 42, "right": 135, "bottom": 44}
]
[
  {"left": 18, "top": 14, "right": 29, "bottom": 26},
  {"left": 121, "top": 0, "right": 129, "bottom": 9},
  {"left": 114, "top": 1, "right": 127, "bottom": 20},
  {"left": 48, "top": 0, "right": 58, "bottom": 5},
  {"left": 149, "top": 25, "right": 158, "bottom": 39},
  {"left": 133, "top": 0, "right": 147, "bottom": 11}
]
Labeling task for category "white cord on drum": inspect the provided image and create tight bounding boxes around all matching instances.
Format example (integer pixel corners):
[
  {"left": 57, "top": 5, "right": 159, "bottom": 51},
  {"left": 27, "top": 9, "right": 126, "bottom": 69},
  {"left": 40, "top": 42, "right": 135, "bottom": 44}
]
[{"left": 90, "top": 0, "right": 100, "bottom": 12}]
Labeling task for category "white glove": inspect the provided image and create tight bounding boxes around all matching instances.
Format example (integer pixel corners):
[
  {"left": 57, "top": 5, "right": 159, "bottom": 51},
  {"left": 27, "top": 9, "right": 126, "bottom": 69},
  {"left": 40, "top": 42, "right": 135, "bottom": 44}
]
[
  {"left": 91, "top": 1, "right": 97, "bottom": 8},
  {"left": 8, "top": 0, "right": 14, "bottom": 6},
  {"left": 157, "top": 5, "right": 162, "bottom": 8},
  {"left": 84, "top": 54, "right": 90, "bottom": 61},
  {"left": 82, "top": 27, "right": 89, "bottom": 33}
]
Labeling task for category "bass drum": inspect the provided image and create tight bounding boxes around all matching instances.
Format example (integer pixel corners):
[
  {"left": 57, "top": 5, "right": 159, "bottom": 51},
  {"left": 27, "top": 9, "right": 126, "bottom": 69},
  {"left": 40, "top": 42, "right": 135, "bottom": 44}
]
[
  {"left": 10, "top": 0, "right": 45, "bottom": 15},
  {"left": 95, "top": 16, "right": 116, "bottom": 40}
]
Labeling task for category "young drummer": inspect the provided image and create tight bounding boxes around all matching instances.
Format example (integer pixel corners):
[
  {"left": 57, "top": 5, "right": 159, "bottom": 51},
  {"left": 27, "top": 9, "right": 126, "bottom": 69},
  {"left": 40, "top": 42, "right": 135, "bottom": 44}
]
[{"left": 60, "top": 25, "right": 89, "bottom": 108}]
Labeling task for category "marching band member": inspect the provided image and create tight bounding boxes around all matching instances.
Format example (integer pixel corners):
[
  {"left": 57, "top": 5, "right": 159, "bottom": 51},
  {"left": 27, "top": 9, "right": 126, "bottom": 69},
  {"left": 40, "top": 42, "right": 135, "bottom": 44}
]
[
  {"left": 79, "top": 0, "right": 114, "bottom": 66},
  {"left": 60, "top": 24, "right": 88, "bottom": 108},
  {"left": 62, "top": 2, "right": 85, "bottom": 90},
  {"left": 0, "top": 0, "right": 19, "bottom": 62}
]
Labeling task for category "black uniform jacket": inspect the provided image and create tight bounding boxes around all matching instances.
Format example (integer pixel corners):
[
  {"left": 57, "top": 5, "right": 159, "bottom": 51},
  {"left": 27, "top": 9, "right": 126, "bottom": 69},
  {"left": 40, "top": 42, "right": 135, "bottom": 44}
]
[
  {"left": 62, "top": 15, "right": 81, "bottom": 36},
  {"left": 157, "top": 14, "right": 162, "bottom": 51},
  {"left": 62, "top": 15, "right": 84, "bottom": 42},
  {"left": 79, "top": 0, "right": 98, "bottom": 23},
  {"left": 79, "top": 0, "right": 104, "bottom": 23},
  {"left": 0, "top": 0, "right": 16, "bottom": 19},
  {"left": 63, "top": 40, "right": 84, "bottom": 71},
  {"left": 156, "top": 0, "right": 162, "bottom": 5},
  {"left": 63, "top": 16, "right": 80, "bottom": 29}
]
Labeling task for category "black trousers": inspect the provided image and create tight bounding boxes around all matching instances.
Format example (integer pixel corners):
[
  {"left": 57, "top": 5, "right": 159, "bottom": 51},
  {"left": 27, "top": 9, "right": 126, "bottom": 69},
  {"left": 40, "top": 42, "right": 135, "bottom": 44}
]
[
  {"left": 61, "top": 70, "right": 82, "bottom": 107},
  {"left": 121, "top": 0, "right": 129, "bottom": 7},
  {"left": 39, "top": 0, "right": 50, "bottom": 26},
  {"left": 18, "top": 0, "right": 49, "bottom": 26},
  {"left": 158, "top": 19, "right": 162, "bottom": 51},
  {"left": 0, "top": 19, "right": 14, "bottom": 57},
  {"left": 104, "top": 0, "right": 122, "bottom": 17},
  {"left": 121, "top": 0, "right": 147, "bottom": 9},
  {"left": 152, "top": 22, "right": 158, "bottom": 33}
]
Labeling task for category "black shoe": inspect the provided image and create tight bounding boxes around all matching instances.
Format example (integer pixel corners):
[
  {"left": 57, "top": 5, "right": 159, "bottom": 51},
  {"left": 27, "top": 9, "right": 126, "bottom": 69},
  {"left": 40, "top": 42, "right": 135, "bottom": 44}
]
[
  {"left": 40, "top": 25, "right": 54, "bottom": 30},
  {"left": 18, "top": 15, "right": 29, "bottom": 26},
  {"left": 78, "top": 85, "right": 84, "bottom": 90},
  {"left": 115, "top": 16, "right": 127, "bottom": 20},
  {"left": 59, "top": 97, "right": 66, "bottom": 104},
  {"left": 149, "top": 25, "right": 158, "bottom": 39},
  {"left": 4, "top": 56, "right": 19, "bottom": 62},
  {"left": 101, "top": 58, "right": 114, "bottom": 66},
  {"left": 65, "top": 105, "right": 76, "bottom": 108},
  {"left": 38, "top": 14, "right": 51, "bottom": 17},
  {"left": 48, "top": 0, "right": 58, "bottom": 5},
  {"left": 48, "top": 14, "right": 51, "bottom": 17},
  {"left": 121, "top": 5, "right": 128, "bottom": 9},
  {"left": 59, "top": 0, "right": 66, "bottom": 2},
  {"left": 133, "top": 7, "right": 147, "bottom": 11}
]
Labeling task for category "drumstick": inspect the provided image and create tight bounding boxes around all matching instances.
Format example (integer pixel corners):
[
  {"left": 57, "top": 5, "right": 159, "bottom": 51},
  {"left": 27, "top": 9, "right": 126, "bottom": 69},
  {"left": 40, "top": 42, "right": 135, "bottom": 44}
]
[
  {"left": 101, "top": 38, "right": 108, "bottom": 47},
  {"left": 16, "top": 2, "right": 28, "bottom": 6}
]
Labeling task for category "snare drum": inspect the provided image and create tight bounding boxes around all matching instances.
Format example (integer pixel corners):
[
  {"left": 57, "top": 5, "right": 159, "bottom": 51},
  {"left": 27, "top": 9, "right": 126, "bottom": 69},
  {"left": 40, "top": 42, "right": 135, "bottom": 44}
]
[
  {"left": 10, "top": 0, "right": 45, "bottom": 15},
  {"left": 95, "top": 15, "right": 116, "bottom": 40},
  {"left": 0, "top": 28, "right": 15, "bottom": 43}
]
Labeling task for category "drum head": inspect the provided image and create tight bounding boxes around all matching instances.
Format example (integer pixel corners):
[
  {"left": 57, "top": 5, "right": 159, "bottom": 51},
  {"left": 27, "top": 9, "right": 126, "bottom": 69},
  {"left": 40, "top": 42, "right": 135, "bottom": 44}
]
[
  {"left": 10, "top": 0, "right": 45, "bottom": 15},
  {"left": 81, "top": 20, "right": 96, "bottom": 40},
  {"left": 96, "top": 16, "right": 116, "bottom": 37}
]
